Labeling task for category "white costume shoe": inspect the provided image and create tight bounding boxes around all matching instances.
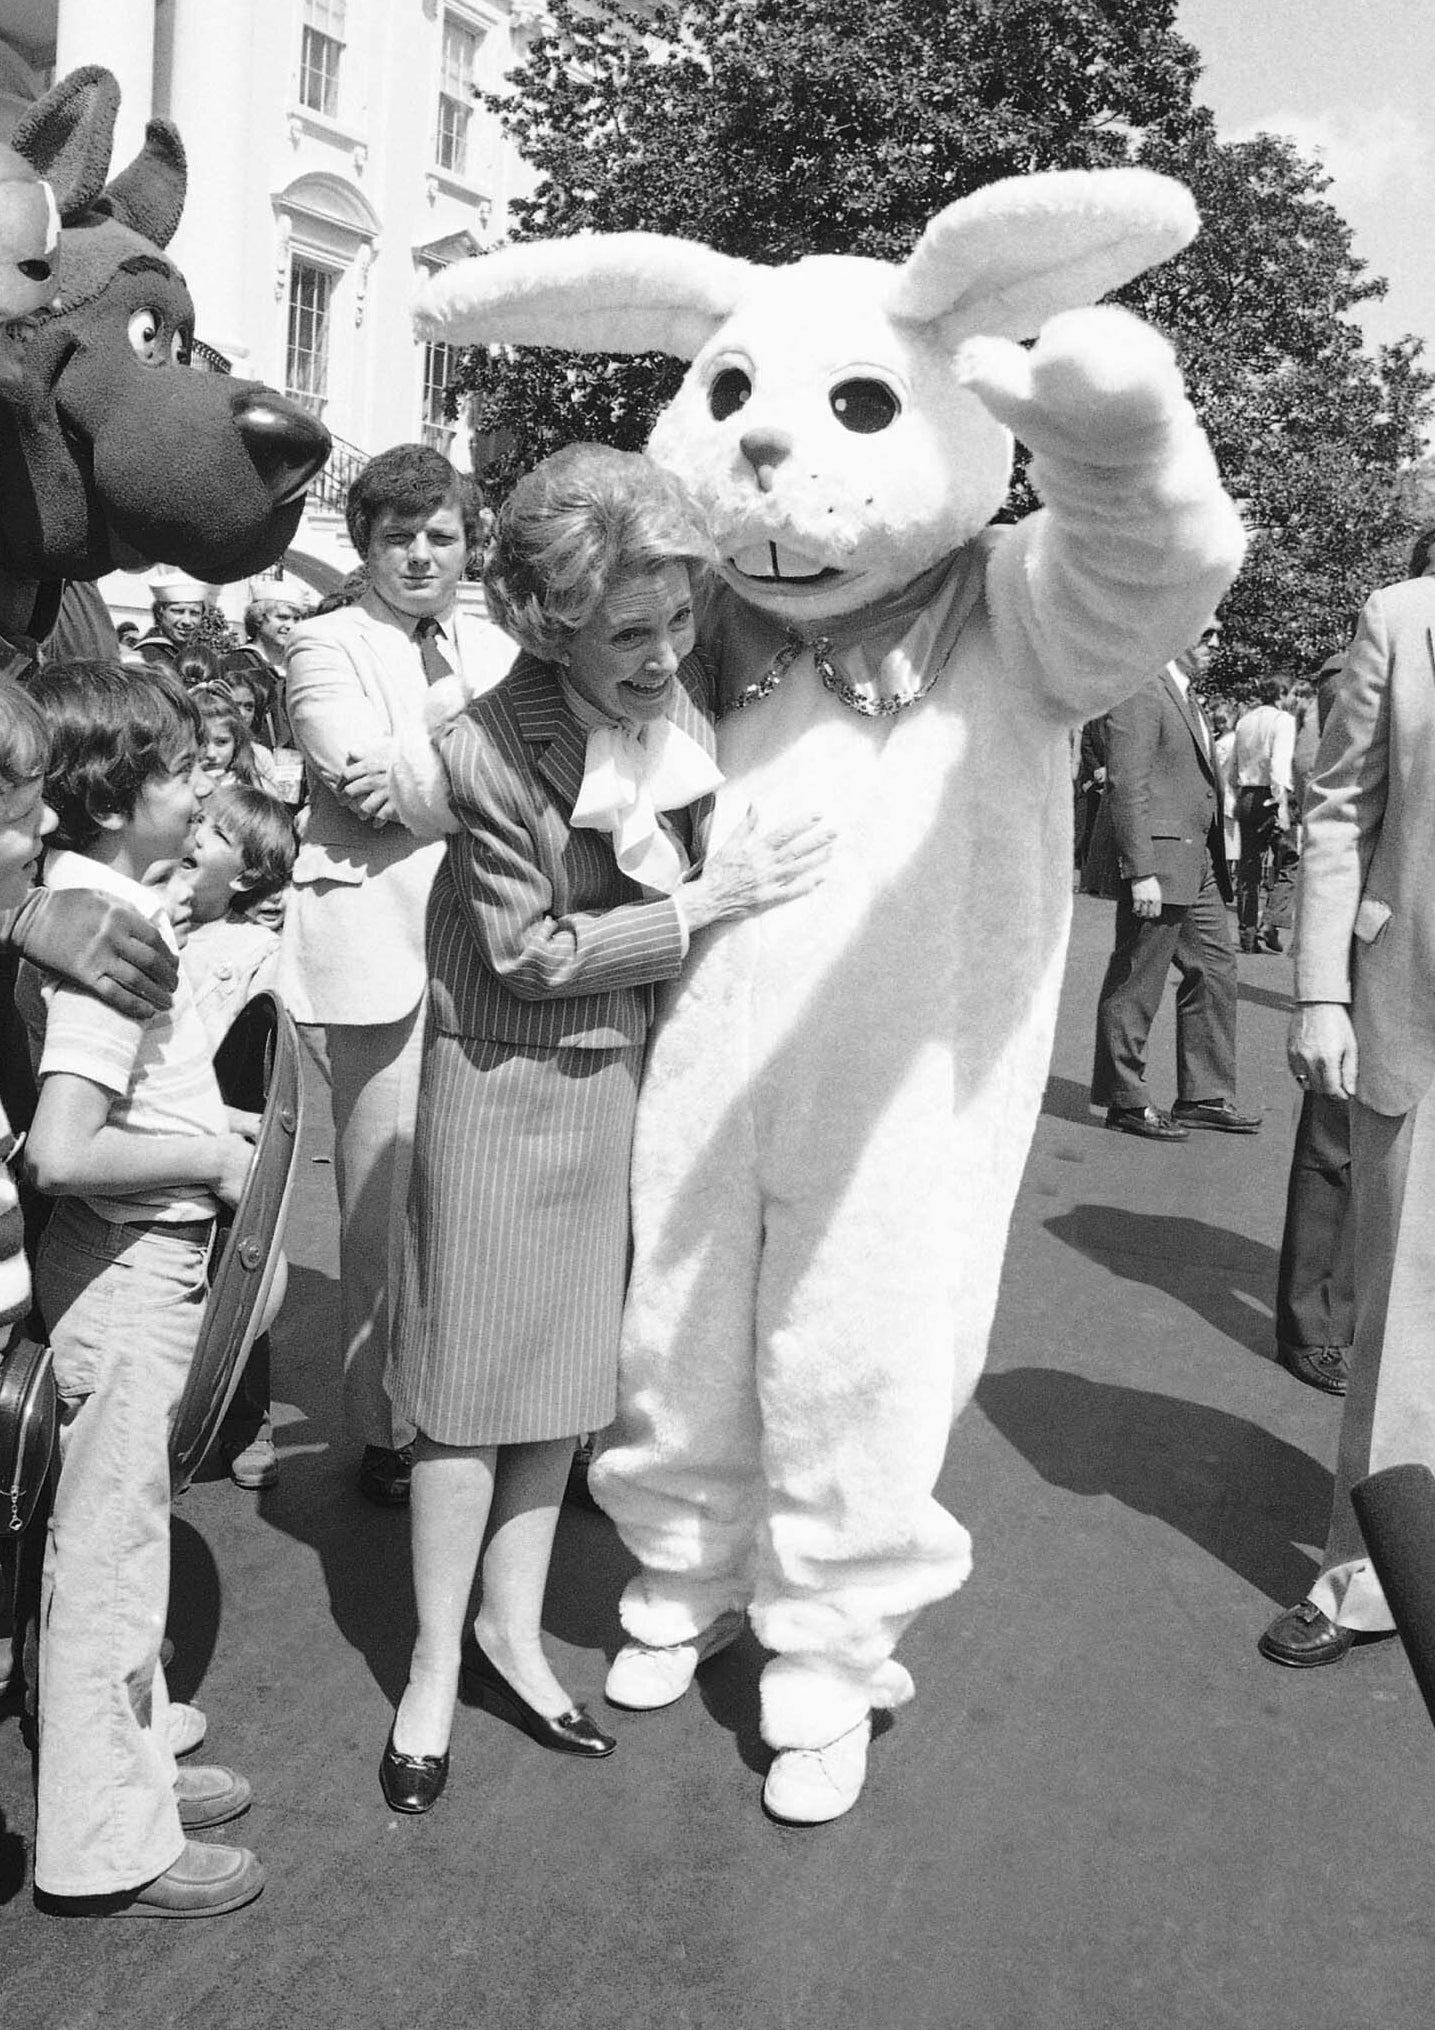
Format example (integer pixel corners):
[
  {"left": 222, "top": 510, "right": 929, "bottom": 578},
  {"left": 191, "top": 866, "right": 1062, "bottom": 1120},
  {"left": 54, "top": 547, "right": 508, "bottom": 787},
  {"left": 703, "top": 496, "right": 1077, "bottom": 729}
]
[
  {"left": 762, "top": 1716, "right": 872, "bottom": 1824},
  {"left": 166, "top": 1701, "right": 207, "bottom": 1757},
  {"left": 605, "top": 1608, "right": 745, "bottom": 1709}
]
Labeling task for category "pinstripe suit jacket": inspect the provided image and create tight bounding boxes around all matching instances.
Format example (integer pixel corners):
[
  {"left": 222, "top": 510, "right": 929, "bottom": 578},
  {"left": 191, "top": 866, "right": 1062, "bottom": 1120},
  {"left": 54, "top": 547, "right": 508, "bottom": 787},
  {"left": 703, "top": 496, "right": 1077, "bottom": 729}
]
[{"left": 426, "top": 652, "right": 716, "bottom": 1051}]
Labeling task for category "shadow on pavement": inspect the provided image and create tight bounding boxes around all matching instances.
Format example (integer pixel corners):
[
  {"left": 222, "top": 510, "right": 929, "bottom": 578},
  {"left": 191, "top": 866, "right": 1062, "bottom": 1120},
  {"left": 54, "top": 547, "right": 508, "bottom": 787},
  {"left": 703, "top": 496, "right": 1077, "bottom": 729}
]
[
  {"left": 978, "top": 1367, "right": 1326, "bottom": 1604},
  {"left": 1045, "top": 1203, "right": 1278, "bottom": 1359}
]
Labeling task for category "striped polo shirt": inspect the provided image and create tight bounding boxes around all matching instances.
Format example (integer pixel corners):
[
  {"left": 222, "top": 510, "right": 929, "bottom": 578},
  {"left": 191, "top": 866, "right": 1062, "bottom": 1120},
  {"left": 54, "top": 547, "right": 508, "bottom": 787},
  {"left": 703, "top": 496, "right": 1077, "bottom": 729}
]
[{"left": 16, "top": 851, "right": 228, "bottom": 1224}]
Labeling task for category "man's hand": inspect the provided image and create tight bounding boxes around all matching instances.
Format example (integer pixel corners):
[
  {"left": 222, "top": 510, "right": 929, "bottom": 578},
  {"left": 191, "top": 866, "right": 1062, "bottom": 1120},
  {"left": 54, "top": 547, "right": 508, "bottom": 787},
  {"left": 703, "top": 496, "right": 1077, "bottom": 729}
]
[
  {"left": 337, "top": 744, "right": 398, "bottom": 829},
  {"left": 1129, "top": 874, "right": 1163, "bottom": 920},
  {"left": 6, "top": 888, "right": 177, "bottom": 1020},
  {"left": 1288, "top": 1002, "right": 1357, "bottom": 1100}
]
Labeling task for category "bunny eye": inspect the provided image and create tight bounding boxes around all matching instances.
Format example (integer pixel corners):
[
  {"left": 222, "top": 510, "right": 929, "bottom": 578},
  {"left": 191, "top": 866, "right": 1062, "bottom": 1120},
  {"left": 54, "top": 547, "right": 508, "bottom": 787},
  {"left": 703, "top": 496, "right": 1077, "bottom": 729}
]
[
  {"left": 830, "top": 378, "right": 901, "bottom": 434},
  {"left": 709, "top": 367, "right": 752, "bottom": 421}
]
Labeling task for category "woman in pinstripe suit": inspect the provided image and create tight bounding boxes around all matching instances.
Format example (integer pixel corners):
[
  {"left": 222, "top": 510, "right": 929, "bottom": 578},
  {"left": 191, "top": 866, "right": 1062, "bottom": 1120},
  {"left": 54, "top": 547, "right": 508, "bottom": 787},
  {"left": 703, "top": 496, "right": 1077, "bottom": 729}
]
[{"left": 379, "top": 447, "right": 832, "bottom": 1810}]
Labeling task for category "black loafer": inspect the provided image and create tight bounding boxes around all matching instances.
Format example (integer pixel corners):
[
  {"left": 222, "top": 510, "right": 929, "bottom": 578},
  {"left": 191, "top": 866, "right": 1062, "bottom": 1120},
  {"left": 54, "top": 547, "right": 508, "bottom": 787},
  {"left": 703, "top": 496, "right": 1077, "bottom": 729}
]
[
  {"left": 461, "top": 1640, "right": 616, "bottom": 1758},
  {"left": 358, "top": 1444, "right": 413, "bottom": 1507},
  {"left": 1279, "top": 1343, "right": 1350, "bottom": 1396},
  {"left": 1171, "top": 1099, "right": 1262, "bottom": 1134},
  {"left": 380, "top": 1726, "right": 449, "bottom": 1813},
  {"left": 1258, "top": 1600, "right": 1359, "bottom": 1668},
  {"left": 1105, "top": 1104, "right": 1188, "bottom": 1141}
]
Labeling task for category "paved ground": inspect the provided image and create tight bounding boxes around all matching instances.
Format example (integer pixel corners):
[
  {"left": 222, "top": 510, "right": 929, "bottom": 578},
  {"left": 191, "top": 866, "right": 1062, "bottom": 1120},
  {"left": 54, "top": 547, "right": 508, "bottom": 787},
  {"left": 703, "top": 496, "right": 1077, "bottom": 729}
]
[{"left": 2, "top": 894, "right": 1431, "bottom": 2030}]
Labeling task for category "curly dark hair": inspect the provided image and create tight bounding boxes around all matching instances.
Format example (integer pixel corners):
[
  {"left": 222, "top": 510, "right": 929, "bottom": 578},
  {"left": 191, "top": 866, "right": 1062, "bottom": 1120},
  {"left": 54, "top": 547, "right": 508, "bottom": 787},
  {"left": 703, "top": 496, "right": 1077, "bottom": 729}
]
[
  {"left": 346, "top": 443, "right": 484, "bottom": 559},
  {"left": 23, "top": 660, "right": 202, "bottom": 854}
]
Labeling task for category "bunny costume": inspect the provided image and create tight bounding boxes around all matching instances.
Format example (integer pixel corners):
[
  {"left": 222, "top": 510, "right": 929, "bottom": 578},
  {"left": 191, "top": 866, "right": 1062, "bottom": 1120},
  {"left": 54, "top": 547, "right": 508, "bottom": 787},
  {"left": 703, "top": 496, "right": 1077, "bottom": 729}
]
[{"left": 416, "top": 170, "right": 1246, "bottom": 1794}]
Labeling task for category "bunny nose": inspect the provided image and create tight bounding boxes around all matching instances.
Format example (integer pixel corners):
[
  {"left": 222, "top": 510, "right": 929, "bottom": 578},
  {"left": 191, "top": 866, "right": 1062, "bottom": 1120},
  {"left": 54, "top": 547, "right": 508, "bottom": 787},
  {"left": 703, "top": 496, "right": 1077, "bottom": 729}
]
[{"left": 740, "top": 428, "right": 794, "bottom": 492}]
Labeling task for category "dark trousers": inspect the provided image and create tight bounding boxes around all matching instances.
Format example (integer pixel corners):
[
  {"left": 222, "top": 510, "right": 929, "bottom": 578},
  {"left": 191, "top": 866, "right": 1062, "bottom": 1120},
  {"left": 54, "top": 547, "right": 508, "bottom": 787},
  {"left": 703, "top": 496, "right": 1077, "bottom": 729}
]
[
  {"left": 1235, "top": 785, "right": 1295, "bottom": 938},
  {"left": 1091, "top": 853, "right": 1238, "bottom": 1112},
  {"left": 1275, "top": 1090, "right": 1355, "bottom": 1353}
]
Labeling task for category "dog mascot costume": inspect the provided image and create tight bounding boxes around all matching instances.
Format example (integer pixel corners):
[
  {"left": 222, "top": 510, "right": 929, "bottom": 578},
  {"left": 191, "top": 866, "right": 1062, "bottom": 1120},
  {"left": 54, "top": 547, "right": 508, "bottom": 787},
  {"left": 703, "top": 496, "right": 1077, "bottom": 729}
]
[{"left": 417, "top": 168, "right": 1245, "bottom": 1821}]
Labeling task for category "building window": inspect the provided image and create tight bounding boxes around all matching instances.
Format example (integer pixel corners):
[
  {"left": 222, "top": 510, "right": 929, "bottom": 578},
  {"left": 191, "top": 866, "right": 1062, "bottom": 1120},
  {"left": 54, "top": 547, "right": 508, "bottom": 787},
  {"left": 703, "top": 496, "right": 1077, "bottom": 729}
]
[
  {"left": 298, "top": 0, "right": 346, "bottom": 119},
  {"left": 436, "top": 14, "right": 483, "bottom": 176},
  {"left": 286, "top": 258, "right": 333, "bottom": 415},
  {"left": 421, "top": 341, "right": 459, "bottom": 452}
]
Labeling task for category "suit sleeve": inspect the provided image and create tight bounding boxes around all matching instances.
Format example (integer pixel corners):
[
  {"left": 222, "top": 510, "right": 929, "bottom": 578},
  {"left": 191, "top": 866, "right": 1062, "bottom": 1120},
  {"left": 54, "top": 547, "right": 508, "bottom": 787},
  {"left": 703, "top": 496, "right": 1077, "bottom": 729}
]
[
  {"left": 284, "top": 621, "right": 395, "bottom": 794},
  {"left": 1103, "top": 689, "right": 1161, "bottom": 883},
  {"left": 1293, "top": 592, "right": 1391, "bottom": 1005},
  {"left": 441, "top": 717, "right": 687, "bottom": 1002}
]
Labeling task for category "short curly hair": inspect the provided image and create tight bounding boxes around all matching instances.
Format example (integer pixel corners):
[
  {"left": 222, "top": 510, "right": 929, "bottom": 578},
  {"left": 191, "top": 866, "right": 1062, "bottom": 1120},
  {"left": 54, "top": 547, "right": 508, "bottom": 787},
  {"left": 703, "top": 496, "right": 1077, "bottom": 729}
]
[
  {"left": 24, "top": 660, "right": 202, "bottom": 854},
  {"left": 346, "top": 443, "right": 484, "bottom": 559},
  {"left": 484, "top": 444, "right": 716, "bottom": 663},
  {"left": 1408, "top": 528, "right": 1435, "bottom": 580}
]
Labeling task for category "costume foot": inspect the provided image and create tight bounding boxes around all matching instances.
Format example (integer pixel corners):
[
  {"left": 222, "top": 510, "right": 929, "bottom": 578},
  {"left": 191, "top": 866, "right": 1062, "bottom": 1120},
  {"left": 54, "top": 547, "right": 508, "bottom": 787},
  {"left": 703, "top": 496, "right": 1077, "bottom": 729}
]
[
  {"left": 166, "top": 1700, "right": 207, "bottom": 1757},
  {"left": 1278, "top": 1343, "right": 1350, "bottom": 1396},
  {"left": 762, "top": 1717, "right": 872, "bottom": 1825},
  {"left": 1105, "top": 1104, "right": 1188, "bottom": 1141},
  {"left": 358, "top": 1444, "right": 413, "bottom": 1507},
  {"left": 1170, "top": 1098, "right": 1261, "bottom": 1133},
  {"left": 1256, "top": 1600, "right": 1392, "bottom": 1668},
  {"left": 605, "top": 1609, "right": 746, "bottom": 1709},
  {"left": 175, "top": 1765, "right": 252, "bottom": 1831}
]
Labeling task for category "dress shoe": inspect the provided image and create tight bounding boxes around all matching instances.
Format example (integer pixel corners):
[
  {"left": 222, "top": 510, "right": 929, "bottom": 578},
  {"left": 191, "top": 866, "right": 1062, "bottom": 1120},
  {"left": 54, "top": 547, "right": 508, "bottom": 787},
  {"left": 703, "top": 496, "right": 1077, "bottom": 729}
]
[
  {"left": 564, "top": 1434, "right": 600, "bottom": 1513},
  {"left": 1170, "top": 1098, "right": 1261, "bottom": 1134},
  {"left": 379, "top": 1725, "right": 450, "bottom": 1814},
  {"left": 40, "top": 1841, "right": 266, "bottom": 1919},
  {"left": 763, "top": 1716, "right": 872, "bottom": 1825},
  {"left": 1239, "top": 933, "right": 1259, "bottom": 954},
  {"left": 1105, "top": 1104, "right": 1188, "bottom": 1141},
  {"left": 461, "top": 1639, "right": 616, "bottom": 1757},
  {"left": 1257, "top": 1599, "right": 1380, "bottom": 1667},
  {"left": 166, "top": 1700, "right": 207, "bottom": 1758},
  {"left": 1260, "top": 927, "right": 1284, "bottom": 953},
  {"left": 358, "top": 1443, "right": 413, "bottom": 1507},
  {"left": 175, "top": 1765, "right": 252, "bottom": 1831},
  {"left": 1278, "top": 1342, "right": 1350, "bottom": 1396},
  {"left": 605, "top": 1609, "right": 746, "bottom": 1710}
]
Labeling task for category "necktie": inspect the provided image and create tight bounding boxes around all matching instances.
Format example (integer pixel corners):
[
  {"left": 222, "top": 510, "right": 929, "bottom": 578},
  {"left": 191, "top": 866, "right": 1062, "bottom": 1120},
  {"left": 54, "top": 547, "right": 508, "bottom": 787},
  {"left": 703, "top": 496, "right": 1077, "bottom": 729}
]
[{"left": 415, "top": 616, "right": 453, "bottom": 683}]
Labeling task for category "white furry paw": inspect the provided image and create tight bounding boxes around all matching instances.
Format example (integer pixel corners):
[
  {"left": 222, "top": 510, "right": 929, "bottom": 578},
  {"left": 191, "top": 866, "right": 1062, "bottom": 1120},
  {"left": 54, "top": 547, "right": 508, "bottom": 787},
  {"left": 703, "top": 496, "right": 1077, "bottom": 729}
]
[{"left": 957, "top": 304, "right": 1183, "bottom": 463}]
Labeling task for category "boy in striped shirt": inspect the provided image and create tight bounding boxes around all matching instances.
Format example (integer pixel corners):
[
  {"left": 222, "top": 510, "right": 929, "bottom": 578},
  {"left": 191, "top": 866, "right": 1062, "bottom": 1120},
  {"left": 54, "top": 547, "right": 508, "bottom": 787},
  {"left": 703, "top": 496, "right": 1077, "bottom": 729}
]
[{"left": 15, "top": 662, "right": 263, "bottom": 1919}]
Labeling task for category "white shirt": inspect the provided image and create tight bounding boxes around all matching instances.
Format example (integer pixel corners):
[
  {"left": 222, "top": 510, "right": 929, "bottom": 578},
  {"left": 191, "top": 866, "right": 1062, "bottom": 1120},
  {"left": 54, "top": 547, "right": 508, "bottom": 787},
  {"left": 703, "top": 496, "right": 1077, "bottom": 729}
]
[{"left": 1233, "top": 703, "right": 1295, "bottom": 807}]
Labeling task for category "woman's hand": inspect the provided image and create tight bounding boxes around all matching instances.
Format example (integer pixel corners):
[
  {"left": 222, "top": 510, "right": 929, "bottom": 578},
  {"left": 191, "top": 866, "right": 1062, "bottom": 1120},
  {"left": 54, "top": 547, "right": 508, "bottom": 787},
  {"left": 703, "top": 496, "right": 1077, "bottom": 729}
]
[{"left": 682, "top": 807, "right": 835, "bottom": 930}]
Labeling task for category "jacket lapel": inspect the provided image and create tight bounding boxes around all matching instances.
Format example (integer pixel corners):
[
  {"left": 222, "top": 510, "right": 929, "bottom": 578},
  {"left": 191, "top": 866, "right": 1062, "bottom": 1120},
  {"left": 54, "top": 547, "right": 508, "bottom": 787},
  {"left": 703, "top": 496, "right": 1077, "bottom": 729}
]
[
  {"left": 1162, "top": 667, "right": 1215, "bottom": 783},
  {"left": 511, "top": 651, "right": 718, "bottom": 817}
]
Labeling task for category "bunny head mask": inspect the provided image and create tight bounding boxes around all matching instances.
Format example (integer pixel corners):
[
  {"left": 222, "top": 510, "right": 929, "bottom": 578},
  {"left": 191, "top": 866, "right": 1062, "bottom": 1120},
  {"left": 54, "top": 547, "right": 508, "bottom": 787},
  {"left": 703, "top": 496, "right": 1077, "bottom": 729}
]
[{"left": 417, "top": 168, "right": 1197, "bottom": 625}]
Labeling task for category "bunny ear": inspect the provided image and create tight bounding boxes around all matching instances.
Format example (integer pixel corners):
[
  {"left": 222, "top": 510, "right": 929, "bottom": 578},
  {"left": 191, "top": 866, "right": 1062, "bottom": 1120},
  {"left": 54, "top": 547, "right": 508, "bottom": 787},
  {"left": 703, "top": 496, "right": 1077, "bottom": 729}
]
[
  {"left": 414, "top": 233, "right": 755, "bottom": 360},
  {"left": 888, "top": 168, "right": 1197, "bottom": 344}
]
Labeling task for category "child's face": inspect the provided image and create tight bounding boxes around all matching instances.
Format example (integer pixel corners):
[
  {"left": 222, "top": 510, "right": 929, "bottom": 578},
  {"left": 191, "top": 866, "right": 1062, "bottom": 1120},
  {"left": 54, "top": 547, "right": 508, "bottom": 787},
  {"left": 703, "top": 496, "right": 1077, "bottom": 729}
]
[
  {"left": 200, "top": 713, "right": 236, "bottom": 777},
  {"left": 228, "top": 682, "right": 257, "bottom": 728},
  {"left": 124, "top": 741, "right": 206, "bottom": 878},
  {"left": 182, "top": 807, "right": 248, "bottom": 926},
  {"left": 0, "top": 771, "right": 55, "bottom": 911}
]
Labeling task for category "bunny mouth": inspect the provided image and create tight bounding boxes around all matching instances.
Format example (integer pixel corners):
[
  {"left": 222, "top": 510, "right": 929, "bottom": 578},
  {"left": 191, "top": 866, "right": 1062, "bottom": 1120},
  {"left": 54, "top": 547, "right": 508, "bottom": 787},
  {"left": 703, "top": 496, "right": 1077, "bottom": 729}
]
[{"left": 727, "top": 540, "right": 843, "bottom": 586}]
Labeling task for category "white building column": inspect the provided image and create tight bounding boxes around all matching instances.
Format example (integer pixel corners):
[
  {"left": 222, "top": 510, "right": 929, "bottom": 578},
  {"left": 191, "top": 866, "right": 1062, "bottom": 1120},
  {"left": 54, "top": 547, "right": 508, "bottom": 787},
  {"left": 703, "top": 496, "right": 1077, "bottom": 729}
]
[
  {"left": 55, "top": 0, "right": 156, "bottom": 170},
  {"left": 160, "top": 3, "right": 257, "bottom": 370}
]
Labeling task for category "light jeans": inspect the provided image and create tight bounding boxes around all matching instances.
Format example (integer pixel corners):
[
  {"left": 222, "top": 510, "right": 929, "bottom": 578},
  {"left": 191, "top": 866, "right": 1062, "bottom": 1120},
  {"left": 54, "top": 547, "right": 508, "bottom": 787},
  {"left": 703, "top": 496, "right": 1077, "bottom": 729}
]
[{"left": 33, "top": 1201, "right": 211, "bottom": 1897}]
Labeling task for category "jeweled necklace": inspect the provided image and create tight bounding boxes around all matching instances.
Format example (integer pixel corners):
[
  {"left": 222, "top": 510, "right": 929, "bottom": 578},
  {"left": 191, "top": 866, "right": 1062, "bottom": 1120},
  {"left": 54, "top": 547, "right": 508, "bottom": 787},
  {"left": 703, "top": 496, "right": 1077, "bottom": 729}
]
[{"left": 726, "top": 625, "right": 961, "bottom": 720}]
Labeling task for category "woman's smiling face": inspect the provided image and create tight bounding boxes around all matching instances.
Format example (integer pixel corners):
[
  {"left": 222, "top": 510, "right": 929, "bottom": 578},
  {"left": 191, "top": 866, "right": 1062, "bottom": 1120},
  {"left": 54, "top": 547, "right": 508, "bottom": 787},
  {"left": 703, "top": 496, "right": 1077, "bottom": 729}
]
[{"left": 562, "top": 564, "right": 695, "bottom": 726}]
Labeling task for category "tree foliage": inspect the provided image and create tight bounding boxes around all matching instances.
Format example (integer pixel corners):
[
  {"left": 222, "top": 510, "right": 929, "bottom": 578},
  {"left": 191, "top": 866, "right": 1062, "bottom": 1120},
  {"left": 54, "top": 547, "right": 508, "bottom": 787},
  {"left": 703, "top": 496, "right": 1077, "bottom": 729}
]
[{"left": 455, "top": 0, "right": 1432, "bottom": 691}]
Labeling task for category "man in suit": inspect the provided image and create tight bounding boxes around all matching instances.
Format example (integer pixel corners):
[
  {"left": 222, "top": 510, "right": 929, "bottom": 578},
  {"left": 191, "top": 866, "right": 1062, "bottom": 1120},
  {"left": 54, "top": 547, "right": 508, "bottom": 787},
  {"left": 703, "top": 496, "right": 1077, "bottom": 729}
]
[
  {"left": 1260, "top": 566, "right": 1435, "bottom": 1664},
  {"left": 1090, "top": 623, "right": 1260, "bottom": 1140},
  {"left": 277, "top": 444, "right": 511, "bottom": 1506}
]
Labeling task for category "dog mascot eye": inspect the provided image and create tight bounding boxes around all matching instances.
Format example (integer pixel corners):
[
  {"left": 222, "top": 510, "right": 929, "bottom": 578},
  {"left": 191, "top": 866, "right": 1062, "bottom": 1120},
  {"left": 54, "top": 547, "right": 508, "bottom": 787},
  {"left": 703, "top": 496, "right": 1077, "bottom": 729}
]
[
  {"left": 17, "top": 257, "right": 51, "bottom": 282},
  {"left": 709, "top": 366, "right": 753, "bottom": 421},
  {"left": 128, "top": 306, "right": 168, "bottom": 366},
  {"left": 830, "top": 378, "right": 901, "bottom": 433}
]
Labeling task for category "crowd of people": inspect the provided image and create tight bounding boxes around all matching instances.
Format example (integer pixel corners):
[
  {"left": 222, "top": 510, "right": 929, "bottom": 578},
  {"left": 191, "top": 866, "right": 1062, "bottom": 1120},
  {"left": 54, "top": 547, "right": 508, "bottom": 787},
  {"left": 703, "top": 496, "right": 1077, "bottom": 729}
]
[{"left": 1, "top": 421, "right": 1430, "bottom": 1919}]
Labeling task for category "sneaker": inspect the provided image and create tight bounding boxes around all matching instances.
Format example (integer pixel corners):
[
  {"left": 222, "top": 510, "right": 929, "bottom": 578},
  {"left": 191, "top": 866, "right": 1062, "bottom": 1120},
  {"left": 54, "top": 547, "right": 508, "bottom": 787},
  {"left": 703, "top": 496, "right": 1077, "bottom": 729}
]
[
  {"left": 762, "top": 1716, "right": 872, "bottom": 1824},
  {"left": 166, "top": 1701, "right": 207, "bottom": 1757},
  {"left": 174, "top": 1765, "right": 252, "bottom": 1831},
  {"left": 228, "top": 1423, "right": 278, "bottom": 1490},
  {"left": 605, "top": 1608, "right": 746, "bottom": 1710}
]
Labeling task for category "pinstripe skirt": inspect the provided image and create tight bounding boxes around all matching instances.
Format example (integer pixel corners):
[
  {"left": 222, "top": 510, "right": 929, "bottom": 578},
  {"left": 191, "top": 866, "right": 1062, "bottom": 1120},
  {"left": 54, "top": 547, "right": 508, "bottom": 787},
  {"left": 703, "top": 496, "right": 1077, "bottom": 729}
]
[{"left": 386, "top": 1030, "right": 643, "bottom": 1446}]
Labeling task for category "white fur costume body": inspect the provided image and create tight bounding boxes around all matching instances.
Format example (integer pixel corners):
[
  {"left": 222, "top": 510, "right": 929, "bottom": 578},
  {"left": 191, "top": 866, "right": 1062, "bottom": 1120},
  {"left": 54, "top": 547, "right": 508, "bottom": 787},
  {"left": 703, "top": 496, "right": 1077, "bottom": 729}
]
[{"left": 416, "top": 171, "right": 1246, "bottom": 1752}]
